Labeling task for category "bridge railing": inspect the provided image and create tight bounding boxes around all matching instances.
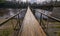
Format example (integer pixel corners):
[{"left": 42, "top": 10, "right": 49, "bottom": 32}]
[
  {"left": 0, "top": 9, "right": 26, "bottom": 36},
  {"left": 32, "top": 9, "right": 60, "bottom": 36}
]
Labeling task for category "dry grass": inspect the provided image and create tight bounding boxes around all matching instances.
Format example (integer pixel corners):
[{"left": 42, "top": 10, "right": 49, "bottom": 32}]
[{"left": 0, "top": 19, "right": 18, "bottom": 36}]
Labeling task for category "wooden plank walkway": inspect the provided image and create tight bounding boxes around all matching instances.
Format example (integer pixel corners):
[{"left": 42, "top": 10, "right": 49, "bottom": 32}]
[{"left": 18, "top": 7, "right": 46, "bottom": 36}]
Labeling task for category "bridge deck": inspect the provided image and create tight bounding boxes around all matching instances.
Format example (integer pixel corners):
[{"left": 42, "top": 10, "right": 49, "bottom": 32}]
[{"left": 18, "top": 7, "right": 46, "bottom": 36}]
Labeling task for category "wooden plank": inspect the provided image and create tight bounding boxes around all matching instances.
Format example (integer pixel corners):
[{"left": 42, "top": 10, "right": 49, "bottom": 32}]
[{"left": 18, "top": 7, "right": 46, "bottom": 36}]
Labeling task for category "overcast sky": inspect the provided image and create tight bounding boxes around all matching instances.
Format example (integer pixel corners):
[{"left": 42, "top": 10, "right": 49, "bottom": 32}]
[
  {"left": 6, "top": 0, "right": 60, "bottom": 2},
  {"left": 22, "top": 0, "right": 46, "bottom": 2},
  {"left": 6, "top": 0, "right": 46, "bottom": 2}
]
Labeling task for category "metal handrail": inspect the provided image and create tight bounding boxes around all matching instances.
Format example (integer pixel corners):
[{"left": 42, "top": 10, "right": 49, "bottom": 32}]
[
  {"left": 0, "top": 8, "right": 60, "bottom": 36},
  {"left": 0, "top": 9, "right": 26, "bottom": 26},
  {"left": 31, "top": 9, "right": 60, "bottom": 36},
  {"left": 31, "top": 9, "right": 60, "bottom": 22},
  {"left": 0, "top": 9, "right": 27, "bottom": 36},
  {"left": 0, "top": 12, "right": 19, "bottom": 26},
  {"left": 36, "top": 10, "right": 60, "bottom": 22}
]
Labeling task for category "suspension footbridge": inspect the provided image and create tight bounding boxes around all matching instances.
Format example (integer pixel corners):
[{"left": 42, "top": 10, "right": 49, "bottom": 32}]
[{"left": 0, "top": 7, "right": 60, "bottom": 36}]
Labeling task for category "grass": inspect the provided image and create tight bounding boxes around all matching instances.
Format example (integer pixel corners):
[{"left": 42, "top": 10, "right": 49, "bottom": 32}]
[
  {"left": 37, "top": 19, "right": 60, "bottom": 28},
  {"left": 0, "top": 18, "right": 23, "bottom": 36},
  {"left": 50, "top": 22, "right": 60, "bottom": 24},
  {"left": 0, "top": 18, "right": 60, "bottom": 36},
  {"left": 51, "top": 26, "right": 60, "bottom": 28},
  {"left": 58, "top": 32, "right": 60, "bottom": 36},
  {"left": 0, "top": 28, "right": 13, "bottom": 36},
  {"left": 0, "top": 19, "right": 17, "bottom": 36},
  {"left": 54, "top": 31, "right": 60, "bottom": 36},
  {"left": 37, "top": 19, "right": 60, "bottom": 36}
]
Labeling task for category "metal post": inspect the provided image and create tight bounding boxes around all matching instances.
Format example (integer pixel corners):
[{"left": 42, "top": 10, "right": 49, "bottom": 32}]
[
  {"left": 18, "top": 14, "right": 21, "bottom": 28},
  {"left": 40, "top": 13, "right": 42, "bottom": 26}
]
